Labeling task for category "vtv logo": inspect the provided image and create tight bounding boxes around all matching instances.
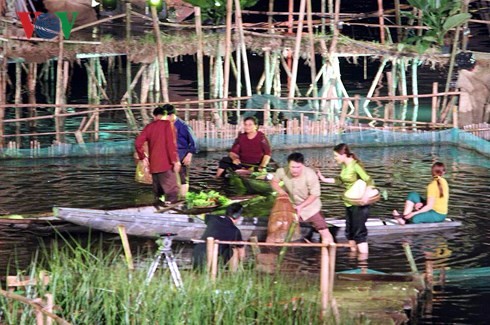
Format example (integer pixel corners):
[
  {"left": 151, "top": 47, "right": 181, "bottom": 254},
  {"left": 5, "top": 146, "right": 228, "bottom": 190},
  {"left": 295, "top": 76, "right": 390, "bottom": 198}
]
[{"left": 17, "top": 12, "right": 78, "bottom": 40}]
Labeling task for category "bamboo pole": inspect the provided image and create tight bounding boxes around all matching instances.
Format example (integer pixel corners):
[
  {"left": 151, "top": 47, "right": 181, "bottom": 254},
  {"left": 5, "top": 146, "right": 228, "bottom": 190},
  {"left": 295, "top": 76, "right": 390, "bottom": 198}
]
[
  {"left": 222, "top": 0, "right": 234, "bottom": 122},
  {"left": 211, "top": 241, "right": 219, "bottom": 281},
  {"left": 328, "top": 244, "right": 336, "bottom": 296},
  {"left": 402, "top": 242, "right": 419, "bottom": 273},
  {"left": 125, "top": 1, "right": 132, "bottom": 105},
  {"left": 306, "top": 0, "right": 319, "bottom": 115},
  {"left": 117, "top": 225, "right": 134, "bottom": 270},
  {"left": 195, "top": 7, "right": 205, "bottom": 120},
  {"left": 431, "top": 82, "right": 438, "bottom": 126},
  {"left": 151, "top": 6, "right": 169, "bottom": 102},
  {"left": 287, "top": 0, "right": 307, "bottom": 110},
  {"left": 55, "top": 33, "right": 65, "bottom": 143},
  {"left": 377, "top": 0, "right": 385, "bottom": 44},
  {"left": 0, "top": 289, "right": 71, "bottom": 325},
  {"left": 362, "top": 58, "right": 388, "bottom": 118},
  {"left": 385, "top": 71, "right": 393, "bottom": 125},
  {"left": 441, "top": 25, "right": 461, "bottom": 114},
  {"left": 394, "top": 0, "right": 402, "bottom": 42},
  {"left": 14, "top": 63, "right": 22, "bottom": 143},
  {"left": 461, "top": 0, "right": 470, "bottom": 51},
  {"left": 234, "top": 0, "right": 252, "bottom": 96},
  {"left": 411, "top": 59, "right": 419, "bottom": 128},
  {"left": 206, "top": 237, "right": 214, "bottom": 274},
  {"left": 320, "top": 240, "right": 330, "bottom": 317},
  {"left": 399, "top": 59, "right": 408, "bottom": 127}
]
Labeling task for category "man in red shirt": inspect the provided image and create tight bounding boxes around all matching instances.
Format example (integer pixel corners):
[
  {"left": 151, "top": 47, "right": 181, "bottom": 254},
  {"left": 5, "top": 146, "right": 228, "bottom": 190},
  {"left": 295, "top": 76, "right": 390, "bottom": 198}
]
[{"left": 135, "top": 106, "right": 181, "bottom": 206}]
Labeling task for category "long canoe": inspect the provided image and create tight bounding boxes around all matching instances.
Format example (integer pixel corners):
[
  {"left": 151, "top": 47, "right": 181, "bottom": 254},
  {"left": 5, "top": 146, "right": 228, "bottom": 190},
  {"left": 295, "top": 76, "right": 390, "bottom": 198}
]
[
  {"left": 54, "top": 206, "right": 462, "bottom": 241},
  {"left": 327, "top": 217, "right": 462, "bottom": 240}
]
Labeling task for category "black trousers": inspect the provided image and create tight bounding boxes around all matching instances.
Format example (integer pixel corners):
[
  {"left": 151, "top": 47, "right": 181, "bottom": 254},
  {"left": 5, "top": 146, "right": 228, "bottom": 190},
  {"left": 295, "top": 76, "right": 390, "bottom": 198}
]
[{"left": 345, "top": 205, "right": 370, "bottom": 244}]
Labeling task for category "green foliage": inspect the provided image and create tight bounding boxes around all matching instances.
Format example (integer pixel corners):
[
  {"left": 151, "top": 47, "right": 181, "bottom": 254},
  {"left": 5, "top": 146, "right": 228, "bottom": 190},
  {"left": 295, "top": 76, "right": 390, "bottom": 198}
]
[
  {"left": 401, "top": 0, "right": 471, "bottom": 53},
  {"left": 186, "top": 190, "right": 231, "bottom": 208},
  {"left": 183, "top": 0, "right": 259, "bottom": 24}
]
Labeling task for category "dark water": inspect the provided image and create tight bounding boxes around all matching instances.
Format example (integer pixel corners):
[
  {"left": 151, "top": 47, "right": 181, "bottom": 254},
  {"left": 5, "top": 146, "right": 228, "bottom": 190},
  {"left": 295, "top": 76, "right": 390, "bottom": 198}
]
[{"left": 0, "top": 144, "right": 489, "bottom": 324}]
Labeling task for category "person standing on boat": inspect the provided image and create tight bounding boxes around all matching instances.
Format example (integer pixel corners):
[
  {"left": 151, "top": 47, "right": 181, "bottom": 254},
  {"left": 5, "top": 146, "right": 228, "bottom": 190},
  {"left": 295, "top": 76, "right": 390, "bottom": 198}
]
[
  {"left": 161, "top": 104, "right": 198, "bottom": 197},
  {"left": 135, "top": 106, "right": 181, "bottom": 207},
  {"left": 271, "top": 152, "right": 334, "bottom": 244},
  {"left": 317, "top": 144, "right": 375, "bottom": 256},
  {"left": 215, "top": 116, "right": 272, "bottom": 178},
  {"left": 193, "top": 203, "right": 245, "bottom": 270},
  {"left": 392, "top": 162, "right": 449, "bottom": 225}
]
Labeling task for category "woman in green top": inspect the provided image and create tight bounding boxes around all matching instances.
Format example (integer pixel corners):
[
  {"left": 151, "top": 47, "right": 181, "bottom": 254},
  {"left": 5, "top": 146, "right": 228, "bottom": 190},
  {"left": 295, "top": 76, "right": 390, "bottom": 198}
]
[
  {"left": 317, "top": 143, "right": 375, "bottom": 255},
  {"left": 393, "top": 162, "right": 449, "bottom": 224}
]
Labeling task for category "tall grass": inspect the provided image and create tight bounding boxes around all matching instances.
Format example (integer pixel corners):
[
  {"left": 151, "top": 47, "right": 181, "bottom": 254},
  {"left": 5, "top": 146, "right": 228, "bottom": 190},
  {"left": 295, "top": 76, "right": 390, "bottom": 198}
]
[{"left": 1, "top": 235, "right": 363, "bottom": 324}]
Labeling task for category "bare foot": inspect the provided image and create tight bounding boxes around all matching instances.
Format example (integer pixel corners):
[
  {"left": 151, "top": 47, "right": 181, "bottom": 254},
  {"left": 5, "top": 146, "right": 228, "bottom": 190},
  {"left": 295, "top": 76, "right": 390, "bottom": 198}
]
[{"left": 392, "top": 210, "right": 406, "bottom": 224}]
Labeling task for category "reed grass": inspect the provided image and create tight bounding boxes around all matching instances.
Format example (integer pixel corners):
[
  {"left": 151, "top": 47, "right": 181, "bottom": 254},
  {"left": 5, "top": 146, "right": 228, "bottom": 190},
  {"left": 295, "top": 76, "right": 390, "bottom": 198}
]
[{"left": 1, "top": 235, "right": 365, "bottom": 324}]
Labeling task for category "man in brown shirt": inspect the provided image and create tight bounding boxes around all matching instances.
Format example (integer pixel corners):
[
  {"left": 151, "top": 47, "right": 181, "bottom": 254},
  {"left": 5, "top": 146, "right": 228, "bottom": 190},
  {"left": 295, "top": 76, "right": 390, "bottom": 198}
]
[{"left": 271, "top": 152, "right": 333, "bottom": 244}]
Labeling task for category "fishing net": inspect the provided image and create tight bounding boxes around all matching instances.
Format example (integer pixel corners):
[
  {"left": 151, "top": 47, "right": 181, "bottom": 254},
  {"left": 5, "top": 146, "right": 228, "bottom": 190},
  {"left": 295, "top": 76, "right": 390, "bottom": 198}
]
[{"left": 266, "top": 195, "right": 302, "bottom": 243}]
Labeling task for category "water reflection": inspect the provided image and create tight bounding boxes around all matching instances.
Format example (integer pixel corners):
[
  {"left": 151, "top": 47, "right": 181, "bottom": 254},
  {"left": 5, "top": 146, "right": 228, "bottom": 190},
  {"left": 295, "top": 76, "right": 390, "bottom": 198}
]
[{"left": 0, "top": 144, "right": 489, "bottom": 323}]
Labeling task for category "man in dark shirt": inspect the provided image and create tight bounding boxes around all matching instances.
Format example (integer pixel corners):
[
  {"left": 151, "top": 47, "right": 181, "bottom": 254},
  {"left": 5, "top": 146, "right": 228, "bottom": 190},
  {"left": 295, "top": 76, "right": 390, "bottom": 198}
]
[
  {"left": 135, "top": 106, "right": 181, "bottom": 206},
  {"left": 193, "top": 203, "right": 245, "bottom": 270},
  {"left": 161, "top": 104, "right": 198, "bottom": 197}
]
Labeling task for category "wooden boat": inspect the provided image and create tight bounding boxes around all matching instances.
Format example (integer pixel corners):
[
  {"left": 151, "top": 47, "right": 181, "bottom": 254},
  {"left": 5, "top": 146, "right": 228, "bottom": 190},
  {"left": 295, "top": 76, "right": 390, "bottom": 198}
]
[
  {"left": 326, "top": 217, "right": 462, "bottom": 240},
  {"left": 0, "top": 216, "right": 85, "bottom": 238},
  {"left": 53, "top": 206, "right": 270, "bottom": 241},
  {"left": 54, "top": 206, "right": 462, "bottom": 242}
]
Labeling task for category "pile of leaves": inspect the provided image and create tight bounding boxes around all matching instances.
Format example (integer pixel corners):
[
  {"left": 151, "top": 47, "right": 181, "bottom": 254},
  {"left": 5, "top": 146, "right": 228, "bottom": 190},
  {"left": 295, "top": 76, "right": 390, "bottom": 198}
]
[{"left": 185, "top": 190, "right": 231, "bottom": 208}]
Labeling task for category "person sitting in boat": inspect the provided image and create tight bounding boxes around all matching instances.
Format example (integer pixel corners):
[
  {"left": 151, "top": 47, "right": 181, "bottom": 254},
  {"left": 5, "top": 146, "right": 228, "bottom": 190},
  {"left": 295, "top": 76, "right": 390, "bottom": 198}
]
[
  {"left": 392, "top": 162, "right": 449, "bottom": 225},
  {"left": 215, "top": 116, "right": 272, "bottom": 178},
  {"left": 192, "top": 203, "right": 245, "bottom": 270}
]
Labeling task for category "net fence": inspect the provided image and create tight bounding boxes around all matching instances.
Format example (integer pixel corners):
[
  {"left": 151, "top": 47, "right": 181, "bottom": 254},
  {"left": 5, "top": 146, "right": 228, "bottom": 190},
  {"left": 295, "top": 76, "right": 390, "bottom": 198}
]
[{"left": 1, "top": 128, "right": 488, "bottom": 159}]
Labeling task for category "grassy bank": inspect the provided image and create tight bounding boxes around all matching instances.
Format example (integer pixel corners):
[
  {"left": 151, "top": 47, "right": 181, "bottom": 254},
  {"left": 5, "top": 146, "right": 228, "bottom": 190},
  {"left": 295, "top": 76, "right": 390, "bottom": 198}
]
[{"left": 1, "top": 236, "right": 364, "bottom": 324}]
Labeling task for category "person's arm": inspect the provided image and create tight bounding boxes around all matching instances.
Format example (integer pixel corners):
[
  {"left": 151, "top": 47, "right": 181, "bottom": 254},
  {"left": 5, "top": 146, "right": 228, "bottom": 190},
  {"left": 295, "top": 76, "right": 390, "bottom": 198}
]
[
  {"left": 134, "top": 128, "right": 148, "bottom": 161},
  {"left": 259, "top": 133, "right": 272, "bottom": 170},
  {"left": 354, "top": 163, "right": 374, "bottom": 187},
  {"left": 317, "top": 170, "right": 335, "bottom": 183},
  {"left": 229, "top": 136, "right": 241, "bottom": 165},
  {"left": 271, "top": 170, "right": 288, "bottom": 196},
  {"left": 258, "top": 154, "right": 271, "bottom": 170},
  {"left": 295, "top": 194, "right": 318, "bottom": 217},
  {"left": 165, "top": 122, "right": 181, "bottom": 173}
]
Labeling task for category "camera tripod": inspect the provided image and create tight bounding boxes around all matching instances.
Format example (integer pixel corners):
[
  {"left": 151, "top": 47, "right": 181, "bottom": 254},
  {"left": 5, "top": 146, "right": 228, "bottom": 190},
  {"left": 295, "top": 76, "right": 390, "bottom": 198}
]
[{"left": 145, "top": 233, "right": 183, "bottom": 290}]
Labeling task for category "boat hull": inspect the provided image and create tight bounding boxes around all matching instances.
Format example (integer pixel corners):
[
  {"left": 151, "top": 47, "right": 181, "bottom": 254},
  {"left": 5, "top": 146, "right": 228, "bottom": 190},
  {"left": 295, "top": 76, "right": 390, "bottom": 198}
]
[{"left": 54, "top": 207, "right": 462, "bottom": 242}]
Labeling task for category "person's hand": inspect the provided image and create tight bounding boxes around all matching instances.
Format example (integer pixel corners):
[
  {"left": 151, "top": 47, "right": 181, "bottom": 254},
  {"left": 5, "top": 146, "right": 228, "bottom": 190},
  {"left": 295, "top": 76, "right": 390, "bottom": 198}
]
[
  {"left": 414, "top": 202, "right": 424, "bottom": 210},
  {"left": 232, "top": 158, "right": 241, "bottom": 165},
  {"left": 277, "top": 190, "right": 288, "bottom": 197},
  {"left": 173, "top": 161, "right": 181, "bottom": 173},
  {"left": 295, "top": 205, "right": 303, "bottom": 217},
  {"left": 142, "top": 157, "right": 149, "bottom": 167},
  {"left": 182, "top": 153, "right": 192, "bottom": 166}
]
